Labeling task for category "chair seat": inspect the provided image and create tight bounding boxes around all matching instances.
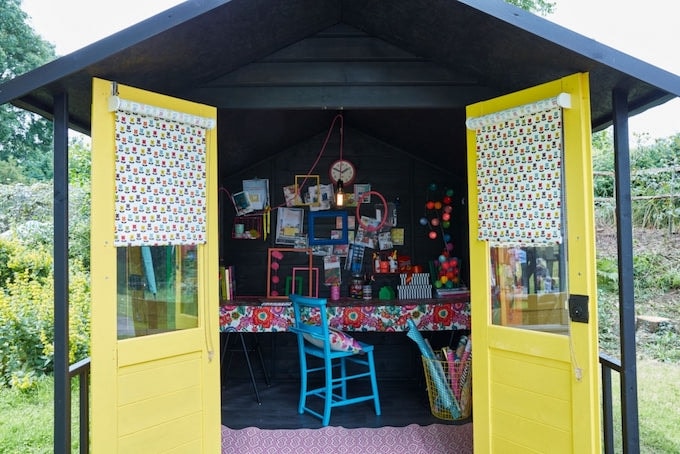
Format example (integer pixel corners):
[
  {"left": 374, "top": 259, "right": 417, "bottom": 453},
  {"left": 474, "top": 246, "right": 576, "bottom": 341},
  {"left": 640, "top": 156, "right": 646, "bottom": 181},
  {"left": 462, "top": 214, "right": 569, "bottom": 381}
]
[
  {"left": 302, "top": 340, "right": 375, "bottom": 358},
  {"left": 289, "top": 293, "right": 381, "bottom": 426}
]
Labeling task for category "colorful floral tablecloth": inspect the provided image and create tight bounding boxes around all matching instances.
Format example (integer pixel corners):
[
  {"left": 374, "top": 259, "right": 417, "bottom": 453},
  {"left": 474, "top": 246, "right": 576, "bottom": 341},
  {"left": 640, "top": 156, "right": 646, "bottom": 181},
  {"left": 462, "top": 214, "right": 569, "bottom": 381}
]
[{"left": 219, "top": 295, "right": 470, "bottom": 332}]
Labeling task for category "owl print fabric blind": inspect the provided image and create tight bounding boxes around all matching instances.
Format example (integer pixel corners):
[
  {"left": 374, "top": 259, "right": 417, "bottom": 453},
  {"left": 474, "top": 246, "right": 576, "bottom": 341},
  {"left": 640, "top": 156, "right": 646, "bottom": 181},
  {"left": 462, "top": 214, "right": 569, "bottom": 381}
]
[
  {"left": 471, "top": 99, "right": 565, "bottom": 247},
  {"left": 113, "top": 102, "right": 213, "bottom": 247}
]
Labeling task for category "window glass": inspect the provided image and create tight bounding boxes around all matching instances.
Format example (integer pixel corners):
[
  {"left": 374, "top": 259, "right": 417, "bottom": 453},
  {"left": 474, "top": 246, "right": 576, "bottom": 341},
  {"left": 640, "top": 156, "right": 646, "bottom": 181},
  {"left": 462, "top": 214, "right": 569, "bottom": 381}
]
[
  {"left": 490, "top": 245, "right": 568, "bottom": 334},
  {"left": 117, "top": 245, "right": 198, "bottom": 339}
]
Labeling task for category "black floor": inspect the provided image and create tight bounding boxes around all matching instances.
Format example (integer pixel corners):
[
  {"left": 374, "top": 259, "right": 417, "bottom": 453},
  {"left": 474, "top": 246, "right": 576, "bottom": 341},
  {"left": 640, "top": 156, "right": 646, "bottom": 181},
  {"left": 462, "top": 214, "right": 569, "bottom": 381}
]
[{"left": 220, "top": 377, "right": 472, "bottom": 430}]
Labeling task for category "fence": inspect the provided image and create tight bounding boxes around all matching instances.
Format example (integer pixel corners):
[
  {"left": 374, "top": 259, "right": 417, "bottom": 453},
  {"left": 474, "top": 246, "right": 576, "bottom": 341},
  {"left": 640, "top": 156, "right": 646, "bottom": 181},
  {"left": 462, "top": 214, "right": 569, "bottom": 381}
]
[{"left": 593, "top": 166, "right": 680, "bottom": 232}]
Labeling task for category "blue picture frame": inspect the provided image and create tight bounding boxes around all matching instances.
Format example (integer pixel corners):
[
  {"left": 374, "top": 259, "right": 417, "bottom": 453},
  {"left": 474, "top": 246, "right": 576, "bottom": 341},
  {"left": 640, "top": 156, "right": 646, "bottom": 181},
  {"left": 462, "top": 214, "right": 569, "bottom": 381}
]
[{"left": 308, "top": 210, "right": 348, "bottom": 245}]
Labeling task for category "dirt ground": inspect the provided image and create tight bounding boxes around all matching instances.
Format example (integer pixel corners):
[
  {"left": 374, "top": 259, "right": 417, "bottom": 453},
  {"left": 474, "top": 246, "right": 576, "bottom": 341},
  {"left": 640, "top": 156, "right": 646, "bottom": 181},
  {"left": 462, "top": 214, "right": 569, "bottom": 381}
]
[{"left": 596, "top": 225, "right": 680, "bottom": 320}]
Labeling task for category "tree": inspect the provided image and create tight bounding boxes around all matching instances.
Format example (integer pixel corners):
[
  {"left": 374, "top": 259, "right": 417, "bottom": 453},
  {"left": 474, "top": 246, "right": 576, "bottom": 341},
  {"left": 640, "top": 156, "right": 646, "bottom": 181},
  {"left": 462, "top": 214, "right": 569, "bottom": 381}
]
[
  {"left": 0, "top": 0, "right": 56, "bottom": 182},
  {"left": 505, "top": 0, "right": 555, "bottom": 16}
]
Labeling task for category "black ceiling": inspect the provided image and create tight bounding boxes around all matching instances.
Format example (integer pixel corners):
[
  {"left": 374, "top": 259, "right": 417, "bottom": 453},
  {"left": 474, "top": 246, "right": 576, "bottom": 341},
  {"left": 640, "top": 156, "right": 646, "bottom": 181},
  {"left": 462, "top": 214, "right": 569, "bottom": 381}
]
[{"left": 0, "top": 0, "right": 678, "bottom": 174}]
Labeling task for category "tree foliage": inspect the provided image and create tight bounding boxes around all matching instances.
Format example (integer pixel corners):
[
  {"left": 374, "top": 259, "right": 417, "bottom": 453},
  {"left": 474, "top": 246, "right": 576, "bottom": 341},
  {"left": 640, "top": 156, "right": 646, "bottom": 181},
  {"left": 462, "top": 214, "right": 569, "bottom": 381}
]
[
  {"left": 505, "top": 0, "right": 555, "bottom": 15},
  {"left": 0, "top": 0, "right": 56, "bottom": 182}
]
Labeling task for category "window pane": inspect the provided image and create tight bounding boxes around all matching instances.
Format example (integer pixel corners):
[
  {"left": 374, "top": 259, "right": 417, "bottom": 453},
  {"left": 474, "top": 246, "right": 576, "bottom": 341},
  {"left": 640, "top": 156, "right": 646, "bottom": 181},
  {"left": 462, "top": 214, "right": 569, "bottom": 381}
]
[
  {"left": 490, "top": 245, "right": 568, "bottom": 334},
  {"left": 117, "top": 245, "right": 199, "bottom": 339}
]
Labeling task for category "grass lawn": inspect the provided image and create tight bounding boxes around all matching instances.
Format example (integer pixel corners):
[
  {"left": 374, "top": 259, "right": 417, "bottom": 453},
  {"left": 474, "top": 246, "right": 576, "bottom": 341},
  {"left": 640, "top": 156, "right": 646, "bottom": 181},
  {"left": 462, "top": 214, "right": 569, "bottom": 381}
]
[
  {"left": 1, "top": 360, "right": 679, "bottom": 452},
  {"left": 626, "top": 360, "right": 680, "bottom": 453},
  {"left": 0, "top": 378, "right": 80, "bottom": 453}
]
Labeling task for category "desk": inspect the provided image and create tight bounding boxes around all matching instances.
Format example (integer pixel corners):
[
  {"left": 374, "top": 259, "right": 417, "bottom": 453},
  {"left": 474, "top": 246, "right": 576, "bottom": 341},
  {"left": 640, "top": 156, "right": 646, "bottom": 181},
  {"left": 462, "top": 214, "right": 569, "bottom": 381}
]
[{"left": 219, "top": 293, "right": 470, "bottom": 332}]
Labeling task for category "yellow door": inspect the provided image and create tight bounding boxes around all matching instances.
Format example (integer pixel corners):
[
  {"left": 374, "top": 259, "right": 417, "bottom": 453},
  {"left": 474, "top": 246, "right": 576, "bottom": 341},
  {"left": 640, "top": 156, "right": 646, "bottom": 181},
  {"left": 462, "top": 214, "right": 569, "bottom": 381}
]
[
  {"left": 90, "top": 78, "right": 221, "bottom": 452},
  {"left": 466, "top": 73, "right": 601, "bottom": 453}
]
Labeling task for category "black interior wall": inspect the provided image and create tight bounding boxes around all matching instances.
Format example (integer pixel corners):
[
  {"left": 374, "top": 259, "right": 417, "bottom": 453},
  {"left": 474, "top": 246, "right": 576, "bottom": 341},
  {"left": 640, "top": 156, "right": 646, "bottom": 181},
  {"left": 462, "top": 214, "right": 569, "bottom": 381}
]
[{"left": 218, "top": 111, "right": 469, "bottom": 299}]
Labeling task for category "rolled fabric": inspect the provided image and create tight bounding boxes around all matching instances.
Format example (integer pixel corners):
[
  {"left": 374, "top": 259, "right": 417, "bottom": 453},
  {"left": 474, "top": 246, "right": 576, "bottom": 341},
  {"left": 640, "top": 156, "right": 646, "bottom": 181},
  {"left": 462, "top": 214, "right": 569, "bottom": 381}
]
[
  {"left": 406, "top": 319, "right": 460, "bottom": 417},
  {"left": 406, "top": 319, "right": 434, "bottom": 358}
]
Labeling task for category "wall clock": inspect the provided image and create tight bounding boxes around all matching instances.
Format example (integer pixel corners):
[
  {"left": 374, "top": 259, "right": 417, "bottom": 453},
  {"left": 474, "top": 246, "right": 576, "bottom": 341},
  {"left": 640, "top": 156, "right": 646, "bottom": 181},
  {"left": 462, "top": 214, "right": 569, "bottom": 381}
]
[{"left": 329, "top": 159, "right": 356, "bottom": 186}]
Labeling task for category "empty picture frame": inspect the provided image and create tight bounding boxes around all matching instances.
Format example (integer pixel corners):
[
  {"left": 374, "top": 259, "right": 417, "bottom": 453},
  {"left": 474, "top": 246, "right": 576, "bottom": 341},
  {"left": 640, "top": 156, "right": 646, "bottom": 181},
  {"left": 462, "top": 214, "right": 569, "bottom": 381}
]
[
  {"left": 267, "top": 247, "right": 313, "bottom": 299},
  {"left": 295, "top": 174, "right": 320, "bottom": 207},
  {"left": 291, "top": 267, "right": 320, "bottom": 297},
  {"left": 308, "top": 210, "right": 348, "bottom": 245}
]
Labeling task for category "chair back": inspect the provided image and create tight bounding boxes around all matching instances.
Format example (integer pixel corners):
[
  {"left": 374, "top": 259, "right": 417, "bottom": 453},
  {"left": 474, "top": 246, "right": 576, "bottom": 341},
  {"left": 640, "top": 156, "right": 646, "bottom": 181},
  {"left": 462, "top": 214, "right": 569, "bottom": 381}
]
[{"left": 288, "top": 294, "right": 331, "bottom": 353}]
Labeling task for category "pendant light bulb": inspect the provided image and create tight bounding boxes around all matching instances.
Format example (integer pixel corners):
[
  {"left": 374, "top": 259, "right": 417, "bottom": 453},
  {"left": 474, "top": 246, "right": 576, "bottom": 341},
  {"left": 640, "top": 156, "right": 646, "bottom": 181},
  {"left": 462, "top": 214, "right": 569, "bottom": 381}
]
[{"left": 336, "top": 179, "right": 344, "bottom": 207}]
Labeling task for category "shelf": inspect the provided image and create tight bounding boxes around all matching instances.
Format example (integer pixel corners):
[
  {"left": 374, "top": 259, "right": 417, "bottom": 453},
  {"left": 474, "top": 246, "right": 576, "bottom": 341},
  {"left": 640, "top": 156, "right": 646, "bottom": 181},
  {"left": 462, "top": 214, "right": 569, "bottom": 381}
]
[{"left": 232, "top": 215, "right": 262, "bottom": 239}]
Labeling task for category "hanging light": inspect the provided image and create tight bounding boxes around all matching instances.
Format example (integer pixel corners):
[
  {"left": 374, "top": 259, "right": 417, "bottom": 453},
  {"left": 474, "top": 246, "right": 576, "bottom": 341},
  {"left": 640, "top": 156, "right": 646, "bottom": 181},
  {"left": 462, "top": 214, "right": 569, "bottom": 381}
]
[
  {"left": 336, "top": 114, "right": 345, "bottom": 207},
  {"left": 336, "top": 179, "right": 345, "bottom": 207}
]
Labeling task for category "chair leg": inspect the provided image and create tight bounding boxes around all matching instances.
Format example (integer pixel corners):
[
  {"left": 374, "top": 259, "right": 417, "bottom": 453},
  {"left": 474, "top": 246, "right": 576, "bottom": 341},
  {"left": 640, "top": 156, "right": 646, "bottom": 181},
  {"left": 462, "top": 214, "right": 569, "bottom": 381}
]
[
  {"left": 298, "top": 354, "right": 308, "bottom": 415},
  {"left": 239, "top": 333, "right": 262, "bottom": 405},
  {"left": 368, "top": 350, "right": 382, "bottom": 416},
  {"left": 339, "top": 357, "right": 347, "bottom": 399},
  {"left": 322, "top": 356, "right": 333, "bottom": 426}
]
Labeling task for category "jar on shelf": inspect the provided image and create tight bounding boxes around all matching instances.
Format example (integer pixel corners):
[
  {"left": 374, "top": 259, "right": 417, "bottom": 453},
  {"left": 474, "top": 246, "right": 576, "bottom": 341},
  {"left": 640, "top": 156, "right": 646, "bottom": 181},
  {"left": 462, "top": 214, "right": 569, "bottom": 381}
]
[
  {"left": 349, "top": 274, "right": 363, "bottom": 299},
  {"left": 362, "top": 283, "right": 372, "bottom": 300}
]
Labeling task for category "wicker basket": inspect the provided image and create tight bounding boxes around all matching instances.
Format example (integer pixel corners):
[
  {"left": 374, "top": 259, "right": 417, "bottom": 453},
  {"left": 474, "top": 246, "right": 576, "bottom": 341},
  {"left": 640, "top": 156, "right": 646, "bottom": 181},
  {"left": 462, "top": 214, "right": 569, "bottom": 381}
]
[{"left": 421, "top": 355, "right": 472, "bottom": 420}]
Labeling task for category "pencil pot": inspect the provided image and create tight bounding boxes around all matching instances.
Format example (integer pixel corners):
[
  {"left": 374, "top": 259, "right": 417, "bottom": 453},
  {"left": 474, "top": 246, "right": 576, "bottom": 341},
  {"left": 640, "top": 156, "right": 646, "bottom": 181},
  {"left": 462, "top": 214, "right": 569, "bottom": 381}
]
[{"left": 421, "top": 355, "right": 472, "bottom": 420}]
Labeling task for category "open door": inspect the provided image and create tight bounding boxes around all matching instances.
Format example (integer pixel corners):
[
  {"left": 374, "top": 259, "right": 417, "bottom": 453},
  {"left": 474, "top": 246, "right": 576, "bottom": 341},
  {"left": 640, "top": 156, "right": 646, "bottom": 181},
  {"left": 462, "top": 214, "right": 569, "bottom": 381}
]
[
  {"left": 90, "top": 78, "right": 221, "bottom": 452},
  {"left": 466, "top": 73, "right": 601, "bottom": 453}
]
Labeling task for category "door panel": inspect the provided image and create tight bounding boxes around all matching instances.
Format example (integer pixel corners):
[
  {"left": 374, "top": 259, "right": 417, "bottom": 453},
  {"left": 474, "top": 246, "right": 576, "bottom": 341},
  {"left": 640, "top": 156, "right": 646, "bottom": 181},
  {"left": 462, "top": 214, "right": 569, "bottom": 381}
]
[
  {"left": 467, "top": 73, "right": 601, "bottom": 453},
  {"left": 90, "top": 77, "right": 220, "bottom": 452}
]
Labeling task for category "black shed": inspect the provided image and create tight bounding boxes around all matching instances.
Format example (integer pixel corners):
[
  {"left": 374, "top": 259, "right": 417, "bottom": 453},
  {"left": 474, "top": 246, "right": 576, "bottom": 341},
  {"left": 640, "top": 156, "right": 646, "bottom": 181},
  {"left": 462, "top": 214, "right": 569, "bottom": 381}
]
[{"left": 1, "top": 0, "right": 679, "bottom": 452}]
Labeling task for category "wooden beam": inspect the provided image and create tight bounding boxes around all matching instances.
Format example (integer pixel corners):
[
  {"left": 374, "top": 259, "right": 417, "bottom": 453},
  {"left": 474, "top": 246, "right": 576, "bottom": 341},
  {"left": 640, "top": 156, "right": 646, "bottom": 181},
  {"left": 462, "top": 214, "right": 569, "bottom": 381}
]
[{"left": 186, "top": 85, "right": 498, "bottom": 109}]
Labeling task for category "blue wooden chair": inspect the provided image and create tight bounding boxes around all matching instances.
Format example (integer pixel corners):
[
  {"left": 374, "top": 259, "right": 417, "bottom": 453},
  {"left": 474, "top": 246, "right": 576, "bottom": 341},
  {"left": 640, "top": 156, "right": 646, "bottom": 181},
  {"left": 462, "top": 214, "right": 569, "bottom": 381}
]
[{"left": 289, "top": 294, "right": 381, "bottom": 426}]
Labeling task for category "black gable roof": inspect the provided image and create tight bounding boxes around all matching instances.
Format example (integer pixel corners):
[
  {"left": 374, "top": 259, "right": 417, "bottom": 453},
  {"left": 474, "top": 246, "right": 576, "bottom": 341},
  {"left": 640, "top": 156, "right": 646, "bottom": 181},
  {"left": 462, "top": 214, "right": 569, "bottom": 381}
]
[{"left": 0, "top": 0, "right": 678, "bottom": 173}]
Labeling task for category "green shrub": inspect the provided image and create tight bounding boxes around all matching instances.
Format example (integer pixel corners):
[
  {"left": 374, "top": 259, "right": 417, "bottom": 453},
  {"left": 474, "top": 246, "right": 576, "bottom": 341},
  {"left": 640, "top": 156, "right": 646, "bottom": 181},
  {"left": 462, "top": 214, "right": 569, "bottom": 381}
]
[
  {"left": 0, "top": 270, "right": 53, "bottom": 389},
  {"left": 0, "top": 239, "right": 90, "bottom": 390}
]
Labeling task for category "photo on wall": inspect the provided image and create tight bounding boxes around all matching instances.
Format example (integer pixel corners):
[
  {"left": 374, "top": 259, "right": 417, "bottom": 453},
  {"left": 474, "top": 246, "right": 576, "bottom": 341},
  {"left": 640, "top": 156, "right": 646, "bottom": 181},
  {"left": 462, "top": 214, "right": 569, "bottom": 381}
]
[
  {"left": 275, "top": 207, "right": 304, "bottom": 245},
  {"left": 232, "top": 191, "right": 254, "bottom": 216}
]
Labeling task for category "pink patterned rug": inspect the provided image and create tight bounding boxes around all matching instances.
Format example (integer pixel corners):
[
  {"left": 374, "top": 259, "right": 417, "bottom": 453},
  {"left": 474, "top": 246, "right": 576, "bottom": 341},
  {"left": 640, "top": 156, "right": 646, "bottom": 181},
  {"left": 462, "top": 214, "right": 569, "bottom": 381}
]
[{"left": 221, "top": 423, "right": 473, "bottom": 453}]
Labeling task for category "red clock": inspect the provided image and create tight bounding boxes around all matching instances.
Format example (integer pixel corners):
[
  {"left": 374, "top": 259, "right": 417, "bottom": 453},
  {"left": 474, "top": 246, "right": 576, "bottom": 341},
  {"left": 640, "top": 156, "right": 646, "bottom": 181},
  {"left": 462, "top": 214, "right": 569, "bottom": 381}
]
[{"left": 329, "top": 159, "right": 356, "bottom": 186}]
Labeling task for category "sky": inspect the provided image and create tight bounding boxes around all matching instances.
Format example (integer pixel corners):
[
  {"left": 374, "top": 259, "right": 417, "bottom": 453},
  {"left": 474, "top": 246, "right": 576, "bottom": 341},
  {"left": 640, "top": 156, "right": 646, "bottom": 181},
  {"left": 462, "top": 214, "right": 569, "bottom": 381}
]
[{"left": 20, "top": 0, "right": 680, "bottom": 139}]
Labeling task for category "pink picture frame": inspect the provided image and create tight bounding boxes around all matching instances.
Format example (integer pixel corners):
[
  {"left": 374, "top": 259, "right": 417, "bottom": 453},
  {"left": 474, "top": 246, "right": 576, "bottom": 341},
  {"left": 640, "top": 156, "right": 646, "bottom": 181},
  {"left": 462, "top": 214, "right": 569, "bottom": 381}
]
[{"left": 291, "top": 267, "right": 320, "bottom": 297}]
